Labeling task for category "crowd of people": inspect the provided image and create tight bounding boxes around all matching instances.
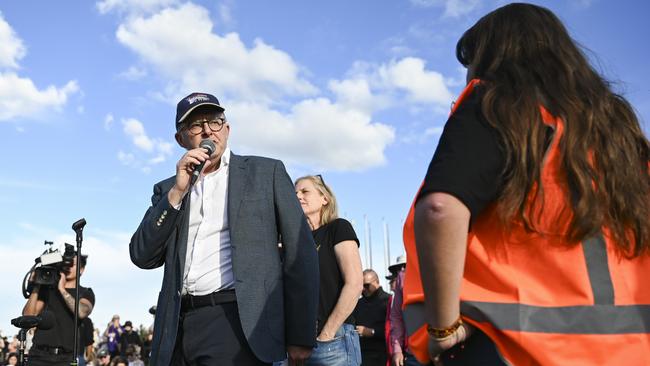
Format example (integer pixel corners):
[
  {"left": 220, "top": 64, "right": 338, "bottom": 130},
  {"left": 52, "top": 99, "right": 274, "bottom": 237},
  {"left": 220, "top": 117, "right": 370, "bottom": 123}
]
[
  {"left": 7, "top": 2, "right": 649, "bottom": 365},
  {"left": 1, "top": 313, "right": 152, "bottom": 366}
]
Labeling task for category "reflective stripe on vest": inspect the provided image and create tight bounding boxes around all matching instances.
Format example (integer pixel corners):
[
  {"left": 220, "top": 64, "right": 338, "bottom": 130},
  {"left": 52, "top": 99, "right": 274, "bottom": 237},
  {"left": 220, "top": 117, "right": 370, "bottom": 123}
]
[{"left": 404, "top": 232, "right": 650, "bottom": 337}]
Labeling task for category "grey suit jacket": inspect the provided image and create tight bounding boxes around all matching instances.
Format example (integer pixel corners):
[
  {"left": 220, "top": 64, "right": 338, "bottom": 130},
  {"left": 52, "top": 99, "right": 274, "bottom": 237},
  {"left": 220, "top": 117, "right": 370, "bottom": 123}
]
[{"left": 129, "top": 153, "right": 319, "bottom": 365}]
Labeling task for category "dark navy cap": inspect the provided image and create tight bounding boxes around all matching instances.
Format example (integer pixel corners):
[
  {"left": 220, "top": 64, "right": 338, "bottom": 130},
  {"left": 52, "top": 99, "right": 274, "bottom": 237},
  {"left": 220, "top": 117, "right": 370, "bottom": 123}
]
[{"left": 175, "top": 92, "right": 225, "bottom": 126}]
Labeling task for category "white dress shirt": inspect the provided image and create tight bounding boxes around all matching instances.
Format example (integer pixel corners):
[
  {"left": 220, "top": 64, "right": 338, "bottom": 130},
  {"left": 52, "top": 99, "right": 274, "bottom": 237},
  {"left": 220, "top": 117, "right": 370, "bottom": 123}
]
[{"left": 182, "top": 148, "right": 234, "bottom": 296}]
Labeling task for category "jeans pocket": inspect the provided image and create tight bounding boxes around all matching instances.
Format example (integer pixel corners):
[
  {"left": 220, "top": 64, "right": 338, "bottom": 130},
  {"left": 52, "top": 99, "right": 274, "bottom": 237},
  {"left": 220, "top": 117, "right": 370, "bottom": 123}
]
[{"left": 344, "top": 326, "right": 361, "bottom": 366}]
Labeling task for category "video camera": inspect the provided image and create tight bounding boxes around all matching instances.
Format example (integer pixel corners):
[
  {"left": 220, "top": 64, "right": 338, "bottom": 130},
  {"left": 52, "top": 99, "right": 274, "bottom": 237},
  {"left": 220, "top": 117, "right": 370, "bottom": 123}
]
[{"left": 30, "top": 241, "right": 76, "bottom": 288}]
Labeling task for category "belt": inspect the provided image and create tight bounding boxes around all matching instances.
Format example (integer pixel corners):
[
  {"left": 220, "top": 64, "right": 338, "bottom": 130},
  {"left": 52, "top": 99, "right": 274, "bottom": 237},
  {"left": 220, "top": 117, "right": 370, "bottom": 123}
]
[
  {"left": 32, "top": 344, "right": 73, "bottom": 355},
  {"left": 181, "top": 289, "right": 236, "bottom": 312}
]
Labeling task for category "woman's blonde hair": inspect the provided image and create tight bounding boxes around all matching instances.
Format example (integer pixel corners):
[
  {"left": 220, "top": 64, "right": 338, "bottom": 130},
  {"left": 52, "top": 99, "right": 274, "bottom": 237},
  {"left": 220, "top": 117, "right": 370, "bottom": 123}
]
[{"left": 295, "top": 175, "right": 339, "bottom": 226}]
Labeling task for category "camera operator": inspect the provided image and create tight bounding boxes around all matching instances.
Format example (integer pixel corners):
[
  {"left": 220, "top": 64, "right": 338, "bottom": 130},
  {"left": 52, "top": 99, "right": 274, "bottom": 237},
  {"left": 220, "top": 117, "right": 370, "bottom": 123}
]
[{"left": 22, "top": 254, "right": 95, "bottom": 366}]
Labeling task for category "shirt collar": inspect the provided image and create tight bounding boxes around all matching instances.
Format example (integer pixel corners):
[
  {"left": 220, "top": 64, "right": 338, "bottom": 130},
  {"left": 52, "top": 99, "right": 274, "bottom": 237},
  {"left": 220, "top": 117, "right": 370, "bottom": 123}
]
[{"left": 221, "top": 147, "right": 231, "bottom": 167}]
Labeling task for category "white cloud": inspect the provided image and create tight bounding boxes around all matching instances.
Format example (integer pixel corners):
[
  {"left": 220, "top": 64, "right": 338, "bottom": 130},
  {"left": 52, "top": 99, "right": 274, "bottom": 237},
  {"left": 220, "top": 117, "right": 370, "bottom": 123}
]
[
  {"left": 217, "top": 2, "right": 235, "bottom": 28},
  {"left": 114, "top": 3, "right": 316, "bottom": 104},
  {"left": 0, "top": 12, "right": 26, "bottom": 69},
  {"left": 119, "top": 118, "right": 175, "bottom": 172},
  {"left": 328, "top": 78, "right": 389, "bottom": 115},
  {"left": 104, "top": 113, "right": 115, "bottom": 130},
  {"left": 0, "top": 15, "right": 79, "bottom": 122},
  {"left": 123, "top": 118, "right": 154, "bottom": 152},
  {"left": 229, "top": 99, "right": 395, "bottom": 171},
  {"left": 424, "top": 126, "right": 444, "bottom": 136},
  {"left": 378, "top": 57, "right": 454, "bottom": 105},
  {"left": 96, "top": 0, "right": 178, "bottom": 15},
  {"left": 335, "top": 57, "right": 454, "bottom": 112},
  {"left": 410, "top": 0, "right": 480, "bottom": 17},
  {"left": 103, "top": 4, "right": 458, "bottom": 170},
  {"left": 118, "top": 65, "right": 147, "bottom": 80},
  {"left": 0, "top": 73, "right": 79, "bottom": 121},
  {"left": 117, "top": 150, "right": 135, "bottom": 165}
]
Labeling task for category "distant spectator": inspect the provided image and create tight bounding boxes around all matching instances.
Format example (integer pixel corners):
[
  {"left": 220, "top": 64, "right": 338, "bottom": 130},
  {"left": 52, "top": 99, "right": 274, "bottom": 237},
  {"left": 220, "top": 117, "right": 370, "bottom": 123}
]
[
  {"left": 125, "top": 344, "right": 144, "bottom": 366},
  {"left": 141, "top": 329, "right": 152, "bottom": 366},
  {"left": 103, "top": 315, "right": 124, "bottom": 358},
  {"left": 390, "top": 268, "right": 431, "bottom": 366},
  {"left": 118, "top": 321, "right": 142, "bottom": 358},
  {"left": 353, "top": 269, "right": 391, "bottom": 366},
  {"left": 5, "top": 352, "right": 18, "bottom": 366},
  {"left": 95, "top": 348, "right": 111, "bottom": 366},
  {"left": 110, "top": 356, "right": 127, "bottom": 366}
]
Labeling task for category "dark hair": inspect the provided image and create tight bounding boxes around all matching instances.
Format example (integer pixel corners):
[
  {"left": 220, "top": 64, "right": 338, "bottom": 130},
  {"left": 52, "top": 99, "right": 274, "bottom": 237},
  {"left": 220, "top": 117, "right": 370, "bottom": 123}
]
[
  {"left": 456, "top": 3, "right": 649, "bottom": 257},
  {"left": 79, "top": 254, "right": 88, "bottom": 269}
]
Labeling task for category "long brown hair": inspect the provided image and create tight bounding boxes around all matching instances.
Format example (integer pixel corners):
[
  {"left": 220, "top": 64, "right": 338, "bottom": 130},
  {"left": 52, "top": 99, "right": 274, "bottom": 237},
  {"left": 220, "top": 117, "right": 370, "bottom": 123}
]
[{"left": 456, "top": 3, "right": 650, "bottom": 257}]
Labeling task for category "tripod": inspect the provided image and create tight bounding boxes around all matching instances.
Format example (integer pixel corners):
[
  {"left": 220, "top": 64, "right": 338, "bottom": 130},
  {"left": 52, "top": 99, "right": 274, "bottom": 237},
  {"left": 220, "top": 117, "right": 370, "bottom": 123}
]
[{"left": 16, "top": 328, "right": 27, "bottom": 366}]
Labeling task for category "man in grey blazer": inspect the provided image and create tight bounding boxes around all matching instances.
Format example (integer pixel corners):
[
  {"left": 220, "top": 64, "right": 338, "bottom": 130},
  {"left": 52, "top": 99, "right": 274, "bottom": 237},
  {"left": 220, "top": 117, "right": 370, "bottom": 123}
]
[{"left": 130, "top": 92, "right": 319, "bottom": 366}]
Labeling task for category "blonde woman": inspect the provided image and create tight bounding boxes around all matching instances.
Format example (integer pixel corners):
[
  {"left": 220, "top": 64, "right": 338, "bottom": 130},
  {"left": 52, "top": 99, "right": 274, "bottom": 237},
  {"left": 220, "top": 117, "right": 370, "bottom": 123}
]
[{"left": 295, "top": 175, "right": 363, "bottom": 366}]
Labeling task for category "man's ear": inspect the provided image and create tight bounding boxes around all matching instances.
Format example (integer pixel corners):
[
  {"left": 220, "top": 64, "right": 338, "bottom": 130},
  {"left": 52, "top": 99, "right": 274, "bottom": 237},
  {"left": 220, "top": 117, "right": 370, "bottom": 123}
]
[{"left": 175, "top": 131, "right": 186, "bottom": 149}]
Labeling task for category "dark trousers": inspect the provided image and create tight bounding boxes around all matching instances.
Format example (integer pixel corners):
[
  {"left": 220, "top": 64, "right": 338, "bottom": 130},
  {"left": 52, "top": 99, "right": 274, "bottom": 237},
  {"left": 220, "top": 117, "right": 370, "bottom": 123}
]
[
  {"left": 27, "top": 347, "right": 74, "bottom": 366},
  {"left": 170, "top": 301, "right": 270, "bottom": 366},
  {"left": 440, "top": 329, "right": 507, "bottom": 366}
]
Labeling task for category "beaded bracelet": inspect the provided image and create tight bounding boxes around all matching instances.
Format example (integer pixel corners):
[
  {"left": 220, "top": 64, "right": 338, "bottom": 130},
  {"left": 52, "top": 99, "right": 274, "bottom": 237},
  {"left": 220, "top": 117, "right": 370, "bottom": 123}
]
[{"left": 426, "top": 316, "right": 463, "bottom": 339}]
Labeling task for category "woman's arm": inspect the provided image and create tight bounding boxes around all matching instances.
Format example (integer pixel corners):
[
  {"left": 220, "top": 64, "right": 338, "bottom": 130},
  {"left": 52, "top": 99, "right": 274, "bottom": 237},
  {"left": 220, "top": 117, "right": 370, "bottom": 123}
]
[
  {"left": 318, "top": 240, "right": 363, "bottom": 340},
  {"left": 414, "top": 192, "right": 473, "bottom": 355}
]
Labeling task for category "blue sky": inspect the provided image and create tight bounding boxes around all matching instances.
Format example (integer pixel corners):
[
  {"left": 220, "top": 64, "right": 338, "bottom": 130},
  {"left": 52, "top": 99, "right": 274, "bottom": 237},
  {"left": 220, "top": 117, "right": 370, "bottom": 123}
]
[{"left": 1, "top": 0, "right": 648, "bottom": 335}]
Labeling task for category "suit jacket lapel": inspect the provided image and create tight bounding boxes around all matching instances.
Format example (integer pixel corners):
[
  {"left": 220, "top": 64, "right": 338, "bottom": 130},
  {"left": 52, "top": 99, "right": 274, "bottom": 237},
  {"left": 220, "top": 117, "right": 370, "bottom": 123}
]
[
  {"left": 228, "top": 152, "right": 246, "bottom": 236},
  {"left": 177, "top": 189, "right": 191, "bottom": 283}
]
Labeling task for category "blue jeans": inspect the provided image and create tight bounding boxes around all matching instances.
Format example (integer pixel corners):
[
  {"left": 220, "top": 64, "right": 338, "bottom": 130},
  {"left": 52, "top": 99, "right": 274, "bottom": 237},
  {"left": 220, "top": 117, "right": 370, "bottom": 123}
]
[{"left": 305, "top": 323, "right": 360, "bottom": 366}]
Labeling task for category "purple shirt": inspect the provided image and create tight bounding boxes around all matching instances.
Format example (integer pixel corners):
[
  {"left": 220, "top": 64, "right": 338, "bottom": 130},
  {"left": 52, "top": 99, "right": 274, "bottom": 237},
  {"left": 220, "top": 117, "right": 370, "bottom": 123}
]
[
  {"left": 106, "top": 324, "right": 124, "bottom": 352},
  {"left": 389, "top": 269, "right": 407, "bottom": 355}
]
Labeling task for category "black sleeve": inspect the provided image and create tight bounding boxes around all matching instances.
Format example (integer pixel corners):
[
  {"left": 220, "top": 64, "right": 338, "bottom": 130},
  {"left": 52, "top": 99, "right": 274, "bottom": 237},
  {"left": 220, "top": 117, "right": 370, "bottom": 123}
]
[
  {"left": 331, "top": 218, "right": 360, "bottom": 247},
  {"left": 81, "top": 287, "right": 96, "bottom": 306},
  {"left": 417, "top": 89, "right": 505, "bottom": 219}
]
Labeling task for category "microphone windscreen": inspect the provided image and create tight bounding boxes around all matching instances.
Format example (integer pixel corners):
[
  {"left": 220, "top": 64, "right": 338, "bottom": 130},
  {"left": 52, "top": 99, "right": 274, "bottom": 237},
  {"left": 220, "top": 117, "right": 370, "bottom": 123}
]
[
  {"left": 72, "top": 218, "right": 87, "bottom": 231},
  {"left": 199, "top": 139, "right": 216, "bottom": 156}
]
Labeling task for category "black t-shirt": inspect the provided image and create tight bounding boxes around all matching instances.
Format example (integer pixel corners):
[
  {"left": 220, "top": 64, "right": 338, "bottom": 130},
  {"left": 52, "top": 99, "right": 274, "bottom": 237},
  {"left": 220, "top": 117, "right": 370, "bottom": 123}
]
[
  {"left": 79, "top": 317, "right": 94, "bottom": 352},
  {"left": 418, "top": 88, "right": 506, "bottom": 219},
  {"left": 312, "top": 218, "right": 360, "bottom": 333},
  {"left": 33, "top": 286, "right": 96, "bottom": 351}
]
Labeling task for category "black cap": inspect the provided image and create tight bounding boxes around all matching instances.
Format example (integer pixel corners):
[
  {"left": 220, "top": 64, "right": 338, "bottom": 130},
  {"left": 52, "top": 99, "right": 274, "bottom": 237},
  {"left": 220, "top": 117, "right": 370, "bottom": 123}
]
[
  {"left": 176, "top": 92, "right": 225, "bottom": 126},
  {"left": 124, "top": 320, "right": 133, "bottom": 327}
]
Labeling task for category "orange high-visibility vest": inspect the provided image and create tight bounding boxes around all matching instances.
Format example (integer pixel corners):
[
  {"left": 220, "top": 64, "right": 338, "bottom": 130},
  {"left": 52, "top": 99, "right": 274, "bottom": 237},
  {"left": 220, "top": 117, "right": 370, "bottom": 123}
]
[{"left": 402, "top": 80, "right": 650, "bottom": 366}]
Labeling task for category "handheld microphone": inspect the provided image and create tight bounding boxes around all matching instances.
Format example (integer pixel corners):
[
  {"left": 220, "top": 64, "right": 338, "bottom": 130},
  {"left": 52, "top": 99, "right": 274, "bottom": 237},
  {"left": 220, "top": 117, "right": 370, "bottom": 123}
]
[
  {"left": 11, "top": 311, "right": 55, "bottom": 330},
  {"left": 190, "top": 139, "right": 216, "bottom": 186}
]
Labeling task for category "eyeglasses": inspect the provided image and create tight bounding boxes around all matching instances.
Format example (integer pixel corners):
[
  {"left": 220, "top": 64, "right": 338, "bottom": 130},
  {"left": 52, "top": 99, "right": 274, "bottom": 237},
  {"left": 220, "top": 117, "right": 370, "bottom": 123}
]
[
  {"left": 363, "top": 283, "right": 371, "bottom": 289},
  {"left": 184, "top": 117, "right": 226, "bottom": 135}
]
